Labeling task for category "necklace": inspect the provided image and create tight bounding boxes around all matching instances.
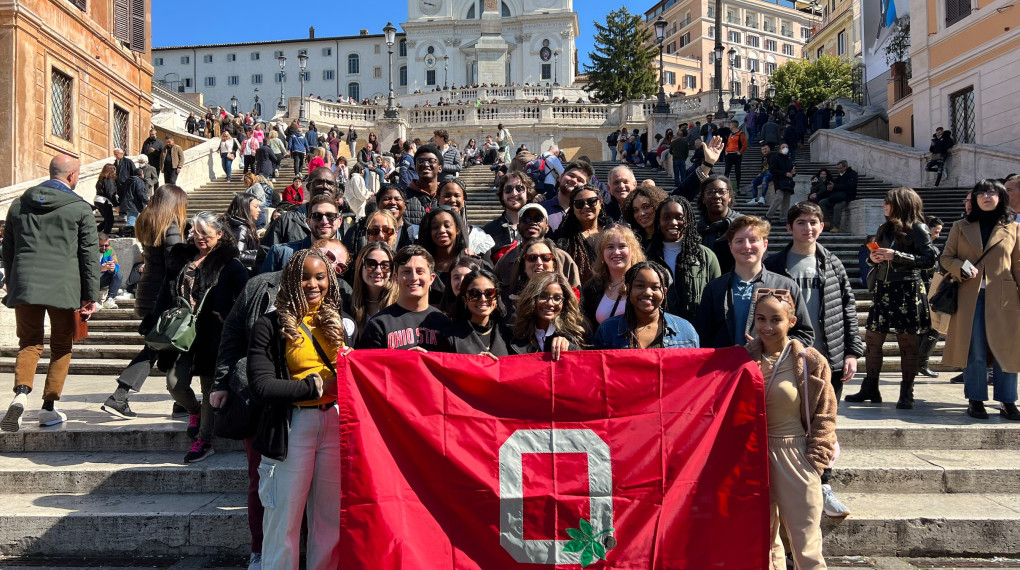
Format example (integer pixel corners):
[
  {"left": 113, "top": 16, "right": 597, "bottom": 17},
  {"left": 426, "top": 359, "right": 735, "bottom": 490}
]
[
  {"left": 607, "top": 279, "right": 624, "bottom": 292},
  {"left": 761, "top": 353, "right": 781, "bottom": 367}
]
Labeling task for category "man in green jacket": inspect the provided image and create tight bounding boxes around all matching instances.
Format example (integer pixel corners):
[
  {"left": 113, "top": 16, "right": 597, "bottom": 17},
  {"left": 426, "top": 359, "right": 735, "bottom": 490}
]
[{"left": 1, "top": 154, "right": 100, "bottom": 432}]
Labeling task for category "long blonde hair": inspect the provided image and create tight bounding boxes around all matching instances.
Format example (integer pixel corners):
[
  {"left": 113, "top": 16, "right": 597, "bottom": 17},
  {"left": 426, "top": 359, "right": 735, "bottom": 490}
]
[
  {"left": 135, "top": 185, "right": 188, "bottom": 247},
  {"left": 591, "top": 224, "right": 645, "bottom": 286},
  {"left": 276, "top": 248, "right": 346, "bottom": 348},
  {"left": 350, "top": 242, "right": 398, "bottom": 332}
]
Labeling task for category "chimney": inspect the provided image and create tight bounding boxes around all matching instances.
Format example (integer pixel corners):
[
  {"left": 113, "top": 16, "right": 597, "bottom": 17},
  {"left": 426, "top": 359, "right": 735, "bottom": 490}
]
[
  {"left": 309, "top": 26, "right": 315, "bottom": 39},
  {"left": 360, "top": 29, "right": 369, "bottom": 35}
]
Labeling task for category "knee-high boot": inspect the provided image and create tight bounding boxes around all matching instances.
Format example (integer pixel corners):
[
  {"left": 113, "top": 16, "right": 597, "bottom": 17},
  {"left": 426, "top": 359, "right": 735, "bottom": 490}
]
[
  {"left": 918, "top": 329, "right": 940, "bottom": 378},
  {"left": 897, "top": 333, "right": 920, "bottom": 409},
  {"left": 846, "top": 331, "right": 886, "bottom": 403}
]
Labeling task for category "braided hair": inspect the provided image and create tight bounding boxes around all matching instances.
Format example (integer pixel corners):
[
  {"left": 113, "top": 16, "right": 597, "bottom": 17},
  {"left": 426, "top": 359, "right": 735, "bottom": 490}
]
[
  {"left": 275, "top": 248, "right": 346, "bottom": 349},
  {"left": 649, "top": 196, "right": 702, "bottom": 270}
]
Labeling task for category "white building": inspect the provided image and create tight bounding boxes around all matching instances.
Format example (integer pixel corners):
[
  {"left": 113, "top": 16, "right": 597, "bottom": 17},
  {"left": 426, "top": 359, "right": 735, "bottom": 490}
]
[{"left": 151, "top": 0, "right": 578, "bottom": 112}]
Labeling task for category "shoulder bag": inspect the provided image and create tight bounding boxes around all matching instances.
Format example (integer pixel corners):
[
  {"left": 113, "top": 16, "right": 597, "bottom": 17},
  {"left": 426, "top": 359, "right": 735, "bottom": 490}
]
[
  {"left": 298, "top": 321, "right": 338, "bottom": 377},
  {"left": 929, "top": 239, "right": 1002, "bottom": 315},
  {"left": 144, "top": 269, "right": 211, "bottom": 352}
]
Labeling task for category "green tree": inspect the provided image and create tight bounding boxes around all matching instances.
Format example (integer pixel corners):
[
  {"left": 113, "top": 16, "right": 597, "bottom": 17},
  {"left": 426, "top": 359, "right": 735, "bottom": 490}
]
[
  {"left": 769, "top": 55, "right": 854, "bottom": 108},
  {"left": 583, "top": 7, "right": 659, "bottom": 103}
]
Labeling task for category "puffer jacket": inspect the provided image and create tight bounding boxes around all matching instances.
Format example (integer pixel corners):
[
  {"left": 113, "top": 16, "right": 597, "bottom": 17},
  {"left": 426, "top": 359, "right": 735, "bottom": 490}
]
[
  {"left": 764, "top": 243, "right": 864, "bottom": 367},
  {"left": 404, "top": 184, "right": 438, "bottom": 227},
  {"left": 869, "top": 222, "right": 939, "bottom": 283},
  {"left": 226, "top": 214, "right": 259, "bottom": 273},
  {"left": 213, "top": 271, "right": 282, "bottom": 394},
  {"left": 745, "top": 337, "right": 837, "bottom": 475},
  {"left": 135, "top": 223, "right": 183, "bottom": 318}
]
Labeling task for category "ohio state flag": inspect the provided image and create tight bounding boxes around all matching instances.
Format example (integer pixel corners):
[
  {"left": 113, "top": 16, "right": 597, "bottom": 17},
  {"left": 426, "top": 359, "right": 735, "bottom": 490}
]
[{"left": 337, "top": 348, "right": 769, "bottom": 569}]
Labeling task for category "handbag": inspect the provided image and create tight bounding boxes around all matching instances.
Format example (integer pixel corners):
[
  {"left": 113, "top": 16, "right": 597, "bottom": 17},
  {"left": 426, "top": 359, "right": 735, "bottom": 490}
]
[
  {"left": 144, "top": 270, "right": 212, "bottom": 352},
  {"left": 929, "top": 239, "right": 1001, "bottom": 315},
  {"left": 73, "top": 309, "right": 89, "bottom": 342},
  {"left": 226, "top": 152, "right": 235, "bottom": 160}
]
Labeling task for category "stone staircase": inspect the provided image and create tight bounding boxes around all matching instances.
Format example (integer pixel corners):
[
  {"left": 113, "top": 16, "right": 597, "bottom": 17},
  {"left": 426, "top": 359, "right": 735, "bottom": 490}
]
[{"left": 0, "top": 140, "right": 1016, "bottom": 564}]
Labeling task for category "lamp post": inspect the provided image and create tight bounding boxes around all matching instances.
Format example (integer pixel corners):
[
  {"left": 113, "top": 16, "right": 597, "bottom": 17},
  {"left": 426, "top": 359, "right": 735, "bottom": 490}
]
[
  {"left": 767, "top": 84, "right": 776, "bottom": 101},
  {"left": 297, "top": 53, "right": 309, "bottom": 122},
  {"left": 277, "top": 55, "right": 287, "bottom": 111},
  {"left": 230, "top": 94, "right": 238, "bottom": 116},
  {"left": 383, "top": 22, "right": 398, "bottom": 119},
  {"left": 653, "top": 15, "right": 669, "bottom": 114},
  {"left": 727, "top": 46, "right": 738, "bottom": 105},
  {"left": 750, "top": 73, "right": 757, "bottom": 100},
  {"left": 713, "top": 0, "right": 726, "bottom": 119},
  {"left": 253, "top": 87, "right": 260, "bottom": 118},
  {"left": 443, "top": 55, "right": 449, "bottom": 90}
]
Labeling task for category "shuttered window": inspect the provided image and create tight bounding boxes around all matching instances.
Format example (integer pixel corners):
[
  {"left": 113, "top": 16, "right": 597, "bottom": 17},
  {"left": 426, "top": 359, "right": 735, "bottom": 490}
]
[
  {"left": 945, "top": 0, "right": 971, "bottom": 27},
  {"left": 113, "top": 0, "right": 146, "bottom": 53},
  {"left": 68, "top": 0, "right": 86, "bottom": 11}
]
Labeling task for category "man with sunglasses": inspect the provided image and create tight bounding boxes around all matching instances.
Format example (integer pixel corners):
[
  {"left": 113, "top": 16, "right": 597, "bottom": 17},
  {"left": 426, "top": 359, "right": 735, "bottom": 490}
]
[
  {"left": 261, "top": 167, "right": 348, "bottom": 251},
  {"left": 261, "top": 195, "right": 343, "bottom": 273},
  {"left": 404, "top": 144, "right": 443, "bottom": 227},
  {"left": 211, "top": 237, "right": 351, "bottom": 570},
  {"left": 539, "top": 161, "right": 595, "bottom": 233},
  {"left": 492, "top": 203, "right": 581, "bottom": 291},
  {"left": 695, "top": 215, "right": 813, "bottom": 349}
]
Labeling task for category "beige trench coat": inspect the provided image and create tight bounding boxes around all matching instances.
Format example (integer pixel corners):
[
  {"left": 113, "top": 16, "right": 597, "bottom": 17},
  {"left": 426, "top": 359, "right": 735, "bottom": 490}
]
[{"left": 940, "top": 219, "right": 1020, "bottom": 371}]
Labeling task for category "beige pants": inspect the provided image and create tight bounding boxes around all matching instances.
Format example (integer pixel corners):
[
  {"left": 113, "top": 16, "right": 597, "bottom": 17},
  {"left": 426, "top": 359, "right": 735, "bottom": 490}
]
[
  {"left": 766, "top": 184, "right": 792, "bottom": 224},
  {"left": 769, "top": 435, "right": 827, "bottom": 570}
]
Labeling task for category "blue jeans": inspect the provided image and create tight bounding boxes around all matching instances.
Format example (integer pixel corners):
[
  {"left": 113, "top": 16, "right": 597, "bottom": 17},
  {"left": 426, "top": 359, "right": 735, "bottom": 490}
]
[
  {"left": 125, "top": 214, "right": 138, "bottom": 228},
  {"left": 221, "top": 153, "right": 233, "bottom": 181},
  {"left": 101, "top": 269, "right": 123, "bottom": 299},
  {"left": 673, "top": 157, "right": 686, "bottom": 186},
  {"left": 751, "top": 172, "right": 772, "bottom": 199},
  {"left": 964, "top": 290, "right": 1018, "bottom": 403},
  {"left": 610, "top": 147, "right": 618, "bottom": 161}
]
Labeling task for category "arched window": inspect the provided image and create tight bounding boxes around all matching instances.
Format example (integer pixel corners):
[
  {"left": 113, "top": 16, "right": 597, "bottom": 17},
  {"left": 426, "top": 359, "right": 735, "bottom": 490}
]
[
  {"left": 347, "top": 54, "right": 360, "bottom": 75},
  {"left": 466, "top": 4, "right": 475, "bottom": 18},
  {"left": 502, "top": 1, "right": 511, "bottom": 16},
  {"left": 348, "top": 82, "right": 360, "bottom": 101}
]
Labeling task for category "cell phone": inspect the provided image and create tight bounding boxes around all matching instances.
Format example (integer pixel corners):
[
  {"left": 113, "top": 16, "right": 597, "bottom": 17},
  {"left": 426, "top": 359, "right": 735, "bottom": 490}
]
[{"left": 867, "top": 242, "right": 880, "bottom": 251}]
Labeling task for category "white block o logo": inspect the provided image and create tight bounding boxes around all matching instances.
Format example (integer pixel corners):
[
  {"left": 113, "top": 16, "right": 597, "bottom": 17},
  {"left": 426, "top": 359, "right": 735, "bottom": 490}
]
[{"left": 498, "top": 429, "right": 614, "bottom": 564}]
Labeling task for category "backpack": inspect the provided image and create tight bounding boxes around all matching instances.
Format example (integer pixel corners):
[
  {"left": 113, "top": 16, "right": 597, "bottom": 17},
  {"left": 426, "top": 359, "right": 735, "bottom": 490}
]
[
  {"left": 607, "top": 131, "right": 619, "bottom": 146},
  {"left": 524, "top": 156, "right": 549, "bottom": 186}
]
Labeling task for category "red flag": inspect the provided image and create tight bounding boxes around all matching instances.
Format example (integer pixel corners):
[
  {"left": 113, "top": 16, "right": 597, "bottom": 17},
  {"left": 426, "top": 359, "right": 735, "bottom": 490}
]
[{"left": 338, "top": 348, "right": 770, "bottom": 569}]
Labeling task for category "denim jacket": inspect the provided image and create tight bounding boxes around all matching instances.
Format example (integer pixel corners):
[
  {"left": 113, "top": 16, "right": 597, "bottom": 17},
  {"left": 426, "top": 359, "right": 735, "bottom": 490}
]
[{"left": 593, "top": 312, "right": 700, "bottom": 350}]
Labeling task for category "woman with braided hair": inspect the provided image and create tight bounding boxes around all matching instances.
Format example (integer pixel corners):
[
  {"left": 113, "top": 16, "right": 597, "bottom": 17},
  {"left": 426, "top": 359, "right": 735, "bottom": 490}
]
[
  {"left": 645, "top": 196, "right": 721, "bottom": 322},
  {"left": 247, "top": 248, "right": 351, "bottom": 569}
]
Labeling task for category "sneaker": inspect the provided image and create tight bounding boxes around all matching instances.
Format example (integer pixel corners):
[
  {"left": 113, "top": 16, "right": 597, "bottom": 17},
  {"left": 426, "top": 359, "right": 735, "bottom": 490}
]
[
  {"left": 171, "top": 402, "right": 190, "bottom": 418},
  {"left": 746, "top": 198, "right": 758, "bottom": 205},
  {"left": 1, "top": 394, "right": 27, "bottom": 432},
  {"left": 115, "top": 292, "right": 134, "bottom": 300},
  {"left": 186, "top": 413, "right": 200, "bottom": 439},
  {"left": 248, "top": 552, "right": 263, "bottom": 570},
  {"left": 949, "top": 373, "right": 964, "bottom": 384},
  {"left": 102, "top": 298, "right": 118, "bottom": 310},
  {"left": 184, "top": 438, "right": 214, "bottom": 463},
  {"left": 757, "top": 197, "right": 766, "bottom": 204},
  {"left": 821, "top": 484, "right": 850, "bottom": 518},
  {"left": 38, "top": 408, "right": 67, "bottom": 427},
  {"left": 101, "top": 395, "right": 137, "bottom": 419}
]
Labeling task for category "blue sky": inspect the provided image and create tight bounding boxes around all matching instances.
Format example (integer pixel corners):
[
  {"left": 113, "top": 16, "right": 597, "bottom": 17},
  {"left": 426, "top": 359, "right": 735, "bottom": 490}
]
[{"left": 152, "top": 1, "right": 644, "bottom": 69}]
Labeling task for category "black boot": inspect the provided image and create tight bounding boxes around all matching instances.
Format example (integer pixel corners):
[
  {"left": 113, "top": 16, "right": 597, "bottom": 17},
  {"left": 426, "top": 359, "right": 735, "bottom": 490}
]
[
  {"left": 918, "top": 330, "right": 940, "bottom": 378},
  {"left": 896, "top": 378, "right": 915, "bottom": 409},
  {"left": 967, "top": 400, "right": 989, "bottom": 419},
  {"left": 845, "top": 376, "right": 882, "bottom": 403}
]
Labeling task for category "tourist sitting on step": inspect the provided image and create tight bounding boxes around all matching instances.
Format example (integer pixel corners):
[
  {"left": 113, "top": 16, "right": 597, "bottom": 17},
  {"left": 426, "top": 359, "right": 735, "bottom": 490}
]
[{"left": 818, "top": 161, "right": 859, "bottom": 233}]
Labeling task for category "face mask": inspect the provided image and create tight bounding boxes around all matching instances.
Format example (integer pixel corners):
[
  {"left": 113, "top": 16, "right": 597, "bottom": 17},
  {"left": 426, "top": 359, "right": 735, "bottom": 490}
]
[{"left": 781, "top": 148, "right": 789, "bottom": 155}]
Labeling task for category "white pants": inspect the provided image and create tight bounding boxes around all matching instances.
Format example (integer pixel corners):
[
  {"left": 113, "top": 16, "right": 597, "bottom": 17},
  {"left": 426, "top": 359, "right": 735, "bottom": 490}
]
[
  {"left": 769, "top": 435, "right": 826, "bottom": 570},
  {"left": 259, "top": 406, "right": 341, "bottom": 570}
]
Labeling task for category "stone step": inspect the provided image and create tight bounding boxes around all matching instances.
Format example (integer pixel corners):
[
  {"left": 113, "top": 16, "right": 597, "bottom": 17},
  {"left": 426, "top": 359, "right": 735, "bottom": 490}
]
[
  {"left": 0, "top": 357, "right": 157, "bottom": 376},
  {"left": 832, "top": 449, "right": 1020, "bottom": 495},
  {"left": 0, "top": 492, "right": 249, "bottom": 557},
  {"left": 0, "top": 451, "right": 248, "bottom": 494},
  {"left": 0, "top": 345, "right": 148, "bottom": 359},
  {"left": 820, "top": 492, "right": 1020, "bottom": 557}
]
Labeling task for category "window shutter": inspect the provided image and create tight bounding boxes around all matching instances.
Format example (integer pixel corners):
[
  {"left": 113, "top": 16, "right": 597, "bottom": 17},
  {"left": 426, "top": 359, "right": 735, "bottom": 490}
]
[
  {"left": 69, "top": 0, "right": 86, "bottom": 11},
  {"left": 129, "top": 0, "right": 146, "bottom": 53},
  {"left": 113, "top": 0, "right": 129, "bottom": 43},
  {"left": 946, "top": 0, "right": 971, "bottom": 26}
]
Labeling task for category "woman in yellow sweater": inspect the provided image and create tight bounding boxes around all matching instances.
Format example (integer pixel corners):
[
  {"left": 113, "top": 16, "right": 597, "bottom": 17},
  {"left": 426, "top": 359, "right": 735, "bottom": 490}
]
[{"left": 247, "top": 248, "right": 350, "bottom": 569}]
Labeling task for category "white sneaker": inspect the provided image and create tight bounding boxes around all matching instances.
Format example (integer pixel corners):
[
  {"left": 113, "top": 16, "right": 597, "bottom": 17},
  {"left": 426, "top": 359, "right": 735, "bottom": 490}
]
[
  {"left": 822, "top": 484, "right": 850, "bottom": 518},
  {"left": 1, "top": 394, "right": 27, "bottom": 432},
  {"left": 102, "top": 298, "right": 118, "bottom": 309},
  {"left": 746, "top": 198, "right": 758, "bottom": 205},
  {"left": 248, "top": 552, "right": 262, "bottom": 570},
  {"left": 115, "top": 292, "right": 134, "bottom": 300},
  {"left": 757, "top": 197, "right": 766, "bottom": 204},
  {"left": 38, "top": 408, "right": 67, "bottom": 427}
]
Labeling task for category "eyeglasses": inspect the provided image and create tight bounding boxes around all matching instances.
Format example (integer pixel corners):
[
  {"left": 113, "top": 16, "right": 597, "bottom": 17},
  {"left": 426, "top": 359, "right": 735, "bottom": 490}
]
[
  {"left": 362, "top": 258, "right": 392, "bottom": 272},
  {"left": 309, "top": 212, "right": 340, "bottom": 222},
  {"left": 415, "top": 158, "right": 439, "bottom": 166},
  {"left": 572, "top": 197, "right": 600, "bottom": 210},
  {"left": 315, "top": 248, "right": 348, "bottom": 274},
  {"left": 538, "top": 293, "right": 565, "bottom": 305},
  {"left": 465, "top": 287, "right": 498, "bottom": 302},
  {"left": 754, "top": 287, "right": 794, "bottom": 306},
  {"left": 503, "top": 184, "right": 527, "bottom": 195},
  {"left": 367, "top": 227, "right": 395, "bottom": 237},
  {"left": 525, "top": 253, "right": 554, "bottom": 263},
  {"left": 704, "top": 188, "right": 729, "bottom": 197}
]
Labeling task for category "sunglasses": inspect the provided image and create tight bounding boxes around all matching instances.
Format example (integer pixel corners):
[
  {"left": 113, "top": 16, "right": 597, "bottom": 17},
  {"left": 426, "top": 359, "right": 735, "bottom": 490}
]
[
  {"left": 99, "top": 242, "right": 110, "bottom": 249},
  {"left": 525, "top": 253, "right": 554, "bottom": 263},
  {"left": 367, "top": 227, "right": 395, "bottom": 237},
  {"left": 538, "top": 293, "right": 565, "bottom": 305},
  {"left": 415, "top": 158, "right": 439, "bottom": 165},
  {"left": 520, "top": 215, "right": 545, "bottom": 225},
  {"left": 503, "top": 184, "right": 527, "bottom": 195},
  {"left": 362, "top": 258, "right": 392, "bottom": 272},
  {"left": 309, "top": 212, "right": 340, "bottom": 222},
  {"left": 572, "top": 197, "right": 600, "bottom": 210},
  {"left": 315, "top": 248, "right": 348, "bottom": 274},
  {"left": 754, "top": 287, "right": 794, "bottom": 306},
  {"left": 466, "top": 287, "right": 498, "bottom": 302}
]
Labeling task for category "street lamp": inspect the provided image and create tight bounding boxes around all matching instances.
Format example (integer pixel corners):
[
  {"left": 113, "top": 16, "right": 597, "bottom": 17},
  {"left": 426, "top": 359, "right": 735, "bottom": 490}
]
[
  {"left": 727, "top": 46, "right": 738, "bottom": 105},
  {"left": 384, "top": 22, "right": 398, "bottom": 119},
  {"left": 767, "top": 84, "right": 776, "bottom": 100},
  {"left": 230, "top": 94, "right": 238, "bottom": 116},
  {"left": 713, "top": 0, "right": 726, "bottom": 119},
  {"left": 653, "top": 15, "right": 669, "bottom": 114},
  {"left": 553, "top": 50, "right": 560, "bottom": 86},
  {"left": 253, "top": 87, "right": 260, "bottom": 118},
  {"left": 443, "top": 55, "right": 449, "bottom": 90},
  {"left": 277, "top": 55, "right": 287, "bottom": 111},
  {"left": 297, "top": 53, "right": 309, "bottom": 122},
  {"left": 750, "top": 73, "right": 757, "bottom": 100}
]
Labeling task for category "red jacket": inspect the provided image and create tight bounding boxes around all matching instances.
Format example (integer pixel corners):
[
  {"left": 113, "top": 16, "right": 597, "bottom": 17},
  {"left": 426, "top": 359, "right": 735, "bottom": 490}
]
[{"left": 282, "top": 185, "right": 304, "bottom": 205}]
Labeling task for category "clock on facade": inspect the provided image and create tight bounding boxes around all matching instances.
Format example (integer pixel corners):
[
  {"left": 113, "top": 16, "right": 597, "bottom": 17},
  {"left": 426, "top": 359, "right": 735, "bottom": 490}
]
[{"left": 419, "top": 0, "right": 442, "bottom": 16}]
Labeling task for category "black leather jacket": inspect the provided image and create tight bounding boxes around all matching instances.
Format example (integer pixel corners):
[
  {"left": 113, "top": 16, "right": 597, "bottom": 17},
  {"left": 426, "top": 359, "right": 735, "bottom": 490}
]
[
  {"left": 869, "top": 223, "right": 938, "bottom": 283},
  {"left": 226, "top": 215, "right": 259, "bottom": 273}
]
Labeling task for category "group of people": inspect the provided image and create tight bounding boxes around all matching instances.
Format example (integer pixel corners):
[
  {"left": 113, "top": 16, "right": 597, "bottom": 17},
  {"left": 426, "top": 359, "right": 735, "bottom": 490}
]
[{"left": 2, "top": 109, "right": 1018, "bottom": 568}]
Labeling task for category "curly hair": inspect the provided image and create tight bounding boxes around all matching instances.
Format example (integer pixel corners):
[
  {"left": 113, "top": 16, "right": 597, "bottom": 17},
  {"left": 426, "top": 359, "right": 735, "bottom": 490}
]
[
  {"left": 622, "top": 261, "right": 670, "bottom": 333},
  {"left": 966, "top": 179, "right": 1013, "bottom": 225},
  {"left": 622, "top": 185, "right": 668, "bottom": 230},
  {"left": 275, "top": 248, "right": 346, "bottom": 349},
  {"left": 513, "top": 271, "right": 586, "bottom": 348},
  {"left": 591, "top": 224, "right": 645, "bottom": 286},
  {"left": 510, "top": 238, "right": 559, "bottom": 294},
  {"left": 497, "top": 170, "right": 537, "bottom": 209}
]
